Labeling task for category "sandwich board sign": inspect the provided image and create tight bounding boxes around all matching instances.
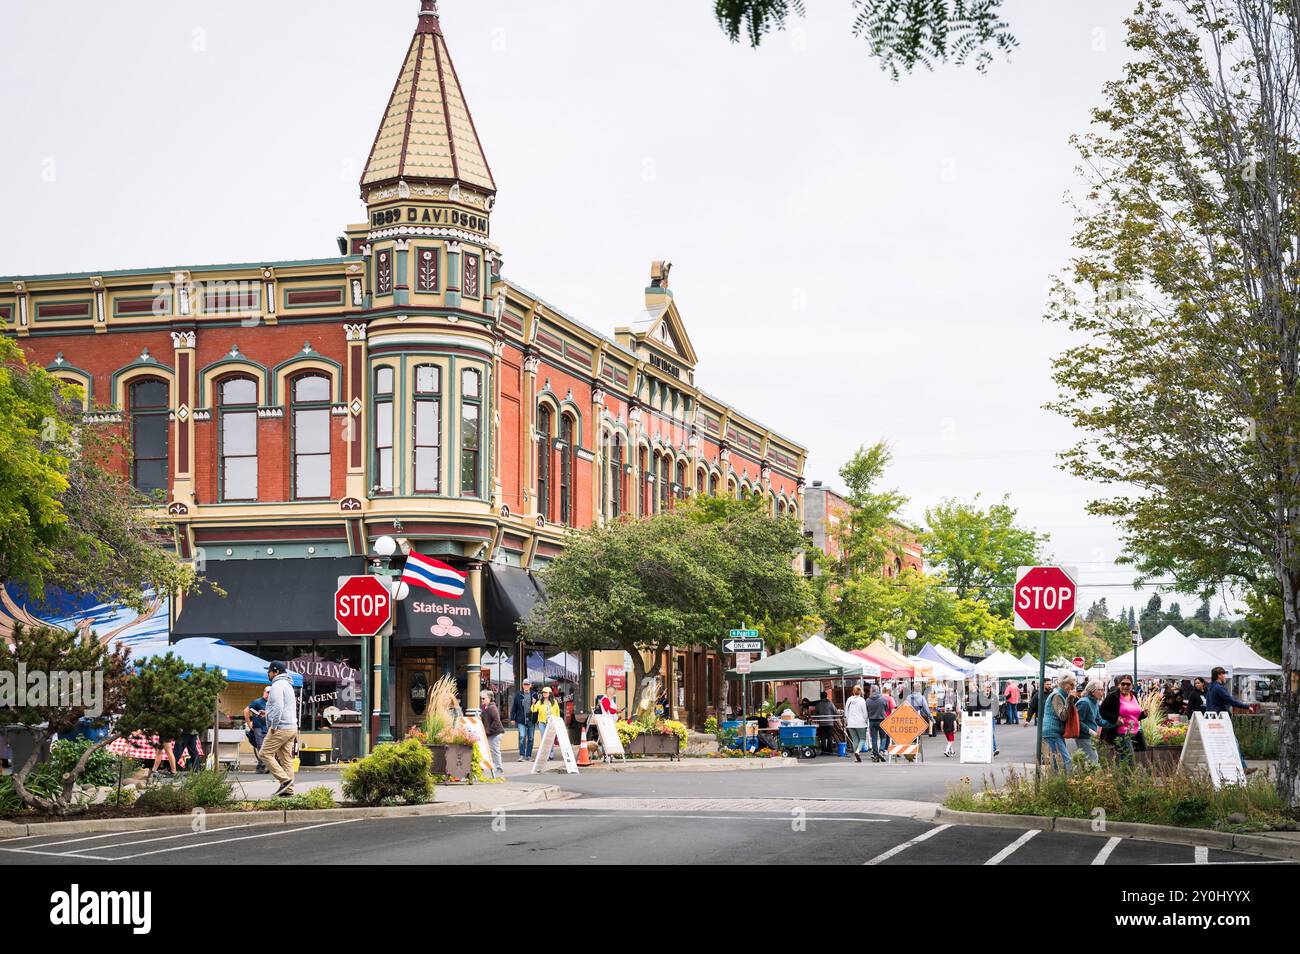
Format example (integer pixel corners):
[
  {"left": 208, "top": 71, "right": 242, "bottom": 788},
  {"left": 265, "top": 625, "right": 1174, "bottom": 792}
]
[
  {"left": 592, "top": 713, "right": 625, "bottom": 761},
  {"left": 531, "top": 715, "right": 579, "bottom": 775},
  {"left": 960, "top": 711, "right": 994, "bottom": 764},
  {"left": 457, "top": 714, "right": 497, "bottom": 780},
  {"left": 1179, "top": 712, "right": 1245, "bottom": 787}
]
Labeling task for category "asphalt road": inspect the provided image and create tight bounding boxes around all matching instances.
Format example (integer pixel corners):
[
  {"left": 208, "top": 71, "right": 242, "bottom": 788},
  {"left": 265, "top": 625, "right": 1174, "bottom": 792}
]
[{"left": 0, "top": 811, "right": 1287, "bottom": 866}]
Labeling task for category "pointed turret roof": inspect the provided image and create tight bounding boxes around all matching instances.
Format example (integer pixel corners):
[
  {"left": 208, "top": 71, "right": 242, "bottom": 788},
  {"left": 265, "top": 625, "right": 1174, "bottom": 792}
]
[{"left": 361, "top": 1, "right": 496, "bottom": 196}]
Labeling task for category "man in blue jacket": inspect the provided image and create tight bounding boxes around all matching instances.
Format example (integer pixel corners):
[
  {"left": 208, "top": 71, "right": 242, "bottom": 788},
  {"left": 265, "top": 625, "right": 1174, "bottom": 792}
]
[
  {"left": 1205, "top": 666, "right": 1253, "bottom": 770},
  {"left": 510, "top": 679, "right": 536, "bottom": 761}
]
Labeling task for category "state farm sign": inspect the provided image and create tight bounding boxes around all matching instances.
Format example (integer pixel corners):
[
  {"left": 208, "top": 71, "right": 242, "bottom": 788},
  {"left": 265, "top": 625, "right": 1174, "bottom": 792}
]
[{"left": 1012, "top": 566, "right": 1078, "bottom": 632}]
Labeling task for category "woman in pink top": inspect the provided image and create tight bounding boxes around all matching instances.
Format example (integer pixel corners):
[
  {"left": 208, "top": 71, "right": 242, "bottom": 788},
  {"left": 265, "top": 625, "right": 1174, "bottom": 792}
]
[{"left": 1099, "top": 675, "right": 1148, "bottom": 761}]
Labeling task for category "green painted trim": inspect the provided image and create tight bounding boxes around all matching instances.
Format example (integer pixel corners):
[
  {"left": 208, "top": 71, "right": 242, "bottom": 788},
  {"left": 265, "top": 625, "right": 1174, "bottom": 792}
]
[
  {"left": 46, "top": 358, "right": 95, "bottom": 404},
  {"left": 198, "top": 543, "right": 353, "bottom": 560},
  {"left": 0, "top": 256, "right": 363, "bottom": 285},
  {"left": 196, "top": 354, "right": 272, "bottom": 409},
  {"left": 414, "top": 245, "right": 442, "bottom": 293},
  {"left": 272, "top": 352, "right": 345, "bottom": 403},
  {"left": 281, "top": 284, "right": 346, "bottom": 311},
  {"left": 34, "top": 297, "right": 93, "bottom": 322},
  {"left": 110, "top": 357, "right": 175, "bottom": 407}
]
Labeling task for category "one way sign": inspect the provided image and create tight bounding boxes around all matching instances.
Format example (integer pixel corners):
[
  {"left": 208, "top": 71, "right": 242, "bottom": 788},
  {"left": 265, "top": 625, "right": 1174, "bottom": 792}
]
[{"left": 722, "top": 637, "right": 764, "bottom": 653}]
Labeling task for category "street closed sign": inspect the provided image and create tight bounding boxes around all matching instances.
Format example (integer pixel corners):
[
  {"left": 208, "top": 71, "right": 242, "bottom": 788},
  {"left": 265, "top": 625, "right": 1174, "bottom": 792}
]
[
  {"left": 881, "top": 704, "right": 928, "bottom": 746},
  {"left": 335, "top": 575, "right": 393, "bottom": 637},
  {"left": 1012, "top": 565, "right": 1077, "bottom": 632}
]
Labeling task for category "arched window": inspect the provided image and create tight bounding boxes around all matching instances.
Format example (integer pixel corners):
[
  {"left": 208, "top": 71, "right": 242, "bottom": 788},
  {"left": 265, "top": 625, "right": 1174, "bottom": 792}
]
[
  {"left": 129, "top": 378, "right": 169, "bottom": 495},
  {"left": 219, "top": 376, "right": 258, "bottom": 501},
  {"left": 413, "top": 364, "right": 441, "bottom": 493},
  {"left": 600, "top": 431, "right": 611, "bottom": 520},
  {"left": 291, "top": 374, "right": 331, "bottom": 499},
  {"left": 696, "top": 467, "right": 706, "bottom": 497},
  {"left": 54, "top": 376, "right": 86, "bottom": 415},
  {"left": 777, "top": 499, "right": 786, "bottom": 517},
  {"left": 537, "top": 405, "right": 552, "bottom": 521},
  {"left": 559, "top": 414, "right": 574, "bottom": 525},
  {"left": 675, "top": 460, "right": 686, "bottom": 503},
  {"left": 611, "top": 435, "right": 623, "bottom": 518},
  {"left": 460, "top": 369, "right": 481, "bottom": 497},
  {"left": 638, "top": 447, "right": 649, "bottom": 516},
  {"left": 659, "top": 454, "right": 670, "bottom": 511},
  {"left": 709, "top": 472, "right": 719, "bottom": 497},
  {"left": 373, "top": 366, "right": 395, "bottom": 494}
]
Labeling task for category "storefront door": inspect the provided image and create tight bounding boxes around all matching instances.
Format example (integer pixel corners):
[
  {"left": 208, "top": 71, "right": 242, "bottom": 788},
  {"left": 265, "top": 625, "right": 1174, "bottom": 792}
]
[{"left": 398, "top": 657, "right": 438, "bottom": 739}]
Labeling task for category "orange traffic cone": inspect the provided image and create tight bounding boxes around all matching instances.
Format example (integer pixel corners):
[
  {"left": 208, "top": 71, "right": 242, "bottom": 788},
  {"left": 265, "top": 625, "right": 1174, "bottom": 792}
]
[{"left": 576, "top": 736, "right": 591, "bottom": 766}]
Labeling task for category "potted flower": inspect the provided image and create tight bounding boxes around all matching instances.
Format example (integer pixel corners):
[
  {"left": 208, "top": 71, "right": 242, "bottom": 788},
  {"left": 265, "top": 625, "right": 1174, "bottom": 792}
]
[
  {"left": 617, "top": 714, "right": 687, "bottom": 759},
  {"left": 416, "top": 676, "right": 475, "bottom": 780},
  {"left": 1136, "top": 691, "right": 1182, "bottom": 768}
]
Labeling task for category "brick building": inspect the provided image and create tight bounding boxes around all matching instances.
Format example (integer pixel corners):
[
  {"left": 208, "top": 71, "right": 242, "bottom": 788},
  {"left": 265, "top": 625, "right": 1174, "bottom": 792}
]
[
  {"left": 2, "top": 2, "right": 807, "bottom": 747},
  {"left": 801, "top": 481, "right": 923, "bottom": 578}
]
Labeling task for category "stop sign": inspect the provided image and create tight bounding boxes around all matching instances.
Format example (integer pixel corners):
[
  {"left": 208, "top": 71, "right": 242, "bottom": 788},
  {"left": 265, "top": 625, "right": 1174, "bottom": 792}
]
[
  {"left": 335, "top": 575, "right": 393, "bottom": 637},
  {"left": 1012, "top": 565, "right": 1077, "bottom": 631},
  {"left": 1072, "top": 656, "right": 1085, "bottom": 669}
]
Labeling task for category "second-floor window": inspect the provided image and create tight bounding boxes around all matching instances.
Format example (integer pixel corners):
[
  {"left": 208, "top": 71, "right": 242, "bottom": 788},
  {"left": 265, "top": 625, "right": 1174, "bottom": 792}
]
[
  {"left": 611, "top": 435, "right": 623, "bottom": 518},
  {"left": 292, "top": 374, "right": 331, "bottom": 499},
  {"left": 414, "top": 364, "right": 441, "bottom": 493},
  {"left": 675, "top": 460, "right": 686, "bottom": 502},
  {"left": 559, "top": 414, "right": 574, "bottom": 525},
  {"left": 219, "top": 376, "right": 258, "bottom": 501},
  {"left": 130, "top": 378, "right": 169, "bottom": 496},
  {"left": 374, "top": 367, "right": 394, "bottom": 493},
  {"left": 537, "top": 405, "right": 552, "bottom": 521},
  {"left": 460, "top": 369, "right": 481, "bottom": 497}
]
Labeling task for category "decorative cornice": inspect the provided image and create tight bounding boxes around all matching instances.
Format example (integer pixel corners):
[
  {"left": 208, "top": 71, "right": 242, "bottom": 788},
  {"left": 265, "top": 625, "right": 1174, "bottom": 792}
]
[
  {"left": 344, "top": 323, "right": 367, "bottom": 341},
  {"left": 170, "top": 330, "right": 196, "bottom": 349}
]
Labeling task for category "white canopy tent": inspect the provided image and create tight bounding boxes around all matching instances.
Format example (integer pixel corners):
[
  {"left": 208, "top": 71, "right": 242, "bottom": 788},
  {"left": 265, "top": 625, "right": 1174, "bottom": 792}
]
[
  {"left": 973, "top": 650, "right": 1036, "bottom": 679},
  {"left": 798, "top": 634, "right": 882, "bottom": 678},
  {"left": 1019, "top": 653, "right": 1060, "bottom": 679},
  {"left": 1104, "top": 625, "right": 1227, "bottom": 679},
  {"left": 1188, "top": 635, "right": 1281, "bottom": 675}
]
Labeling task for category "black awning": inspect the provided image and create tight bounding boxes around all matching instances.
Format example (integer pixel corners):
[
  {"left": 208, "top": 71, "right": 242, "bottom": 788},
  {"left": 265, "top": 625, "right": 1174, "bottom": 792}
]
[
  {"left": 396, "top": 577, "right": 486, "bottom": 649},
  {"left": 484, "top": 564, "right": 543, "bottom": 642},
  {"left": 172, "top": 557, "right": 367, "bottom": 642}
]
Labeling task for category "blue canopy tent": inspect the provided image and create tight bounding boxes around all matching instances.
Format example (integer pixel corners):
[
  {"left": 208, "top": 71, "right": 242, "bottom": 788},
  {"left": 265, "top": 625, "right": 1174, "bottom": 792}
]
[
  {"left": 130, "top": 638, "right": 304, "bottom": 687},
  {"left": 917, "top": 641, "right": 976, "bottom": 677}
]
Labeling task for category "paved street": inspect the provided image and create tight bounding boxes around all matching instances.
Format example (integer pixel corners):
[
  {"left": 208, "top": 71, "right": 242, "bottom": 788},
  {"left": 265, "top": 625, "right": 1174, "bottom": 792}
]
[{"left": 0, "top": 808, "right": 1285, "bottom": 866}]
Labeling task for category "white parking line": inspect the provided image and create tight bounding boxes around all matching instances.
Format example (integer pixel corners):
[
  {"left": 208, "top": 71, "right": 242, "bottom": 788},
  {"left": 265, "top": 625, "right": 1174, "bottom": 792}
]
[
  {"left": 4, "top": 828, "right": 167, "bottom": 848},
  {"left": 62, "top": 825, "right": 256, "bottom": 856},
  {"left": 984, "top": 829, "right": 1039, "bottom": 865},
  {"left": 863, "top": 824, "right": 952, "bottom": 865},
  {"left": 107, "top": 819, "right": 361, "bottom": 861},
  {"left": 1091, "top": 837, "right": 1122, "bottom": 865},
  {"left": 1195, "top": 846, "right": 1209, "bottom": 864}
]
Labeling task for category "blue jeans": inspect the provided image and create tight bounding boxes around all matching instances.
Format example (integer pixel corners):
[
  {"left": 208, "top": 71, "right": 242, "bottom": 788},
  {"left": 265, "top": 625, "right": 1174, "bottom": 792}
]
[
  {"left": 1074, "top": 736, "right": 1098, "bottom": 764},
  {"left": 870, "top": 722, "right": 888, "bottom": 757},
  {"left": 1006, "top": 704, "right": 1019, "bottom": 725},
  {"left": 518, "top": 721, "right": 534, "bottom": 758},
  {"left": 991, "top": 719, "right": 998, "bottom": 753},
  {"left": 1044, "top": 735, "right": 1071, "bottom": 772}
]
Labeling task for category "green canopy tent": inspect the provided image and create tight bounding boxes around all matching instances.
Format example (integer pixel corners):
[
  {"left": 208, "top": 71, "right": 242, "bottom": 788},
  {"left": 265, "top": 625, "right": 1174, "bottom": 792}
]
[{"left": 724, "top": 645, "right": 849, "bottom": 682}]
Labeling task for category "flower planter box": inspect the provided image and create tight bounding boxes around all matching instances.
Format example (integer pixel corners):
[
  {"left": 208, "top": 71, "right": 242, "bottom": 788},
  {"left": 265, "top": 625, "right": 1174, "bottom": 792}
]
[
  {"left": 426, "top": 743, "right": 473, "bottom": 780},
  {"left": 1134, "top": 745, "right": 1181, "bottom": 769},
  {"left": 627, "top": 733, "right": 681, "bottom": 760}
]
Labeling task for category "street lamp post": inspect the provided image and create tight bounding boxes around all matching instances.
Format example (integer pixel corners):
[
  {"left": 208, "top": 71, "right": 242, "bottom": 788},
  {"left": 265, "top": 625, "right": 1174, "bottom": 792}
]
[
  {"left": 371, "top": 535, "right": 406, "bottom": 744},
  {"left": 1130, "top": 623, "right": 1142, "bottom": 689}
]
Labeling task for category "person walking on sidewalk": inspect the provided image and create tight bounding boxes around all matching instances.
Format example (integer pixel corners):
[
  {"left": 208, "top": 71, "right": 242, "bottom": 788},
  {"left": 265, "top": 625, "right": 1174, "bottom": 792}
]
[
  {"left": 1075, "top": 680, "right": 1105, "bottom": 764},
  {"left": 244, "top": 687, "right": 270, "bottom": 774},
  {"left": 939, "top": 706, "right": 958, "bottom": 757},
  {"left": 844, "top": 685, "right": 869, "bottom": 762},
  {"left": 511, "top": 679, "right": 536, "bottom": 762},
  {"left": 1041, "top": 674, "right": 1079, "bottom": 773},
  {"left": 864, "top": 685, "right": 889, "bottom": 762},
  {"left": 480, "top": 690, "right": 505, "bottom": 775},
  {"left": 259, "top": 661, "right": 299, "bottom": 797},
  {"left": 531, "top": 686, "right": 562, "bottom": 760},
  {"left": 1004, "top": 681, "right": 1021, "bottom": 725}
]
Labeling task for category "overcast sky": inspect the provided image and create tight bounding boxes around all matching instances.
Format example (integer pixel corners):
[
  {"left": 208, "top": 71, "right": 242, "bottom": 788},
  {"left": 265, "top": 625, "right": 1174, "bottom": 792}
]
[{"left": 0, "top": 0, "right": 1221, "bottom": 619}]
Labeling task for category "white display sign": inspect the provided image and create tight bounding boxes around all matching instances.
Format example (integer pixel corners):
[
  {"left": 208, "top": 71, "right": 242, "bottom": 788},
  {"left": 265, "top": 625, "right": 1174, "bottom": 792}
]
[
  {"left": 457, "top": 714, "right": 497, "bottom": 780},
  {"left": 531, "top": 715, "right": 579, "bottom": 774},
  {"left": 960, "top": 711, "right": 994, "bottom": 764},
  {"left": 592, "top": 713, "right": 625, "bottom": 760},
  {"left": 1179, "top": 712, "right": 1245, "bottom": 788}
]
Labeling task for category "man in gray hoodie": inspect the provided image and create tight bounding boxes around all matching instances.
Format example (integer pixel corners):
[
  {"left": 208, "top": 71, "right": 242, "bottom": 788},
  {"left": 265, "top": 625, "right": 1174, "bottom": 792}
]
[{"left": 259, "top": 661, "right": 299, "bottom": 797}]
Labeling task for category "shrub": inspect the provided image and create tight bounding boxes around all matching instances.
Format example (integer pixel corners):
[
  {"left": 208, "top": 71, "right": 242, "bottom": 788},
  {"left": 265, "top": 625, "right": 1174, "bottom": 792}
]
[
  {"left": 45, "top": 737, "right": 125, "bottom": 788},
  {"left": 279, "top": 786, "right": 336, "bottom": 811},
  {"left": 341, "top": 739, "right": 433, "bottom": 806},
  {"left": 135, "top": 784, "right": 196, "bottom": 814},
  {"left": 104, "top": 786, "right": 137, "bottom": 808},
  {"left": 704, "top": 716, "right": 718, "bottom": 735},
  {"left": 180, "top": 769, "right": 234, "bottom": 808},
  {"left": 1233, "top": 715, "right": 1280, "bottom": 760}
]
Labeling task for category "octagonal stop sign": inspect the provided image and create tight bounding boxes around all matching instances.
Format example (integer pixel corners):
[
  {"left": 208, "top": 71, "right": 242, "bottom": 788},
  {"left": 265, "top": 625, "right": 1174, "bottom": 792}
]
[
  {"left": 1013, "top": 565, "right": 1077, "bottom": 632},
  {"left": 335, "top": 575, "right": 393, "bottom": 638}
]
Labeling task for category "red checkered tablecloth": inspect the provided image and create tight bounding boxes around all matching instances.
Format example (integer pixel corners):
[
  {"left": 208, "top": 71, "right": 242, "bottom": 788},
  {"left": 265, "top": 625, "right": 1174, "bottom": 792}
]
[{"left": 107, "top": 734, "right": 204, "bottom": 760}]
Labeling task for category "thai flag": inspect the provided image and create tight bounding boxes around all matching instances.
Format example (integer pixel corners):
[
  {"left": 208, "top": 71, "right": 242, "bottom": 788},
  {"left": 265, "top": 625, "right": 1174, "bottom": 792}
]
[{"left": 400, "top": 552, "right": 467, "bottom": 599}]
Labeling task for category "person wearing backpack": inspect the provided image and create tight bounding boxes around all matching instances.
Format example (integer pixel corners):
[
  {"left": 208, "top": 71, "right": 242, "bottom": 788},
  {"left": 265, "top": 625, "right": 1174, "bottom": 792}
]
[{"left": 1040, "top": 673, "right": 1080, "bottom": 773}]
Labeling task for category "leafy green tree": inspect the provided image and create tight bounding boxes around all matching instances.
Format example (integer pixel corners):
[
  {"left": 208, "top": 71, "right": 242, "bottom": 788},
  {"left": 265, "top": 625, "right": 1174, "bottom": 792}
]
[
  {"left": 921, "top": 494, "right": 1047, "bottom": 618},
  {"left": 0, "top": 627, "right": 225, "bottom": 815},
  {"left": 1242, "top": 580, "right": 1284, "bottom": 663},
  {"left": 1046, "top": 2, "right": 1300, "bottom": 804},
  {"left": 523, "top": 500, "right": 813, "bottom": 712},
  {"left": 0, "top": 338, "right": 196, "bottom": 617},
  {"left": 713, "top": 0, "right": 1017, "bottom": 78},
  {"left": 832, "top": 442, "right": 909, "bottom": 576}
]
